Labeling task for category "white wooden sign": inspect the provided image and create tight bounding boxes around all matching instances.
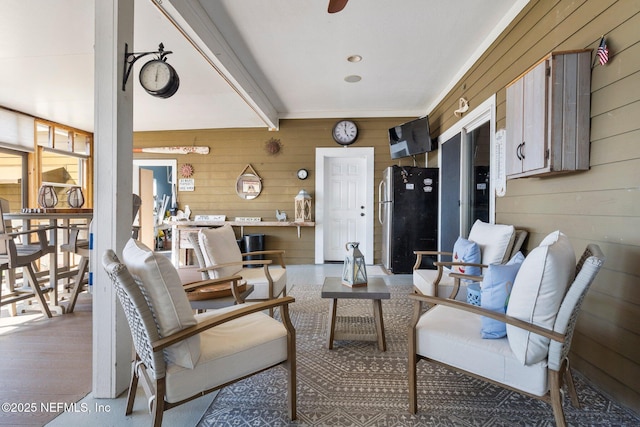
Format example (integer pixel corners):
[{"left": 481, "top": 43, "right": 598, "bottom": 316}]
[{"left": 179, "top": 178, "right": 195, "bottom": 191}]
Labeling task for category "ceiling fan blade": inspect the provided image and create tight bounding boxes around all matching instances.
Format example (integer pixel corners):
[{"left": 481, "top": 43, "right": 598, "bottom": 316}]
[{"left": 328, "top": 0, "right": 349, "bottom": 13}]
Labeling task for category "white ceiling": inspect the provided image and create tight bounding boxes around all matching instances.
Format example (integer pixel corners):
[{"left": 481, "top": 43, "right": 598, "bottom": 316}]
[{"left": 0, "top": 0, "right": 527, "bottom": 133}]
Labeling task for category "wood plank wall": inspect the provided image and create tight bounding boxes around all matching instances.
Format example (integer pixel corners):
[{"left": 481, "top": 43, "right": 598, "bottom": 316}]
[
  {"left": 134, "top": 117, "right": 417, "bottom": 265},
  {"left": 426, "top": 0, "right": 640, "bottom": 415}
]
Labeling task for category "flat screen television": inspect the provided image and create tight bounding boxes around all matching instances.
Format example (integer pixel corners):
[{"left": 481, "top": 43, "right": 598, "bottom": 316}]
[{"left": 388, "top": 116, "right": 433, "bottom": 159}]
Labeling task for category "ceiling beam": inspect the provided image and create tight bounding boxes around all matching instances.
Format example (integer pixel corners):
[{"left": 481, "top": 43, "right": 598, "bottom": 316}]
[{"left": 152, "top": 0, "right": 279, "bottom": 130}]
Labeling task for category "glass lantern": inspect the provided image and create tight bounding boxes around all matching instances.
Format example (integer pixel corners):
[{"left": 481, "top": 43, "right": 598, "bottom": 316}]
[
  {"left": 38, "top": 185, "right": 58, "bottom": 209},
  {"left": 294, "top": 189, "right": 312, "bottom": 222},
  {"left": 342, "top": 242, "right": 368, "bottom": 287},
  {"left": 67, "top": 186, "right": 85, "bottom": 208}
]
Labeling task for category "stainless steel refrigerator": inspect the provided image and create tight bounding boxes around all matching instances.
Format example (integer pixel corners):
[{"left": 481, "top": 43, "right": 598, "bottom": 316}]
[{"left": 379, "top": 166, "right": 438, "bottom": 273}]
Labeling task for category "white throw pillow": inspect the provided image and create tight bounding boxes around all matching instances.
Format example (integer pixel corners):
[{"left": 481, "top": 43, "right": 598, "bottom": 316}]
[
  {"left": 198, "top": 224, "right": 243, "bottom": 278},
  {"left": 506, "top": 231, "right": 576, "bottom": 365},
  {"left": 468, "top": 220, "right": 516, "bottom": 266},
  {"left": 123, "top": 239, "right": 201, "bottom": 369}
]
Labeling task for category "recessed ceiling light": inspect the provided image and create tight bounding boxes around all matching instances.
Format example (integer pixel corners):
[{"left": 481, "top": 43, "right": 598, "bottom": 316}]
[
  {"left": 347, "top": 55, "right": 362, "bottom": 63},
  {"left": 344, "top": 75, "right": 362, "bottom": 83}
]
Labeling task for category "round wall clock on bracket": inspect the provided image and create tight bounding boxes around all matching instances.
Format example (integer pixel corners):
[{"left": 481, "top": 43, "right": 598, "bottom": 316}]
[
  {"left": 139, "top": 59, "right": 180, "bottom": 98},
  {"left": 332, "top": 120, "right": 359, "bottom": 145}
]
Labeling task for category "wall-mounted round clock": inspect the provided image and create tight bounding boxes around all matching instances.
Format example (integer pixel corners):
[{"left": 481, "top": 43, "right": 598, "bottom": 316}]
[
  {"left": 332, "top": 120, "right": 358, "bottom": 145},
  {"left": 139, "top": 59, "right": 180, "bottom": 98},
  {"left": 297, "top": 168, "right": 309, "bottom": 180}
]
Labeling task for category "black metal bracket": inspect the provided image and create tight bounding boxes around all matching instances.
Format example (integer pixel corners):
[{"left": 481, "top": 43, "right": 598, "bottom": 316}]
[{"left": 122, "top": 42, "right": 173, "bottom": 91}]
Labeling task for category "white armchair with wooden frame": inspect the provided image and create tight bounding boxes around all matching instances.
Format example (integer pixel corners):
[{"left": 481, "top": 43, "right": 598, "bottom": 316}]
[
  {"left": 196, "top": 224, "right": 287, "bottom": 315},
  {"left": 104, "top": 238, "right": 296, "bottom": 426},
  {"left": 413, "top": 220, "right": 528, "bottom": 301},
  {"left": 408, "top": 231, "right": 605, "bottom": 427}
]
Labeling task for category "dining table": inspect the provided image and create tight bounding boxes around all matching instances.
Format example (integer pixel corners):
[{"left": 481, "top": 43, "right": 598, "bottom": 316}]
[{"left": 3, "top": 209, "right": 93, "bottom": 314}]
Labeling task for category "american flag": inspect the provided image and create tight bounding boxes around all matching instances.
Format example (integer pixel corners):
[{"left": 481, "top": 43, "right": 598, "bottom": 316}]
[{"left": 597, "top": 37, "right": 609, "bottom": 66}]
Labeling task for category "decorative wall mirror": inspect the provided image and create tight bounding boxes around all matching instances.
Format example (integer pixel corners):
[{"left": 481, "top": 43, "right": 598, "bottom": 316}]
[{"left": 236, "top": 164, "right": 262, "bottom": 199}]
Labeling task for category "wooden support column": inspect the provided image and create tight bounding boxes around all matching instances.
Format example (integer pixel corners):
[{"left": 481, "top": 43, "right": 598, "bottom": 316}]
[{"left": 92, "top": 0, "right": 135, "bottom": 398}]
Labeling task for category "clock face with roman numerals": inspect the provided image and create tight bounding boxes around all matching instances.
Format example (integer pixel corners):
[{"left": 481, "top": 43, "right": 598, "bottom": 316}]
[{"left": 332, "top": 120, "right": 358, "bottom": 145}]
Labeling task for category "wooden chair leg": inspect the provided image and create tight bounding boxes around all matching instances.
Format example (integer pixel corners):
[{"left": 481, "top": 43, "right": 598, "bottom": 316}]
[
  {"left": 549, "top": 370, "right": 567, "bottom": 427},
  {"left": 408, "top": 299, "right": 422, "bottom": 414},
  {"left": 152, "top": 378, "right": 166, "bottom": 427},
  {"left": 286, "top": 359, "right": 297, "bottom": 420},
  {"left": 408, "top": 342, "right": 418, "bottom": 413},
  {"left": 564, "top": 365, "right": 580, "bottom": 409},
  {"left": 1, "top": 269, "right": 19, "bottom": 316},
  {"left": 25, "top": 264, "right": 52, "bottom": 318},
  {"left": 282, "top": 303, "right": 297, "bottom": 420},
  {"left": 65, "top": 256, "right": 88, "bottom": 314},
  {"left": 125, "top": 364, "right": 139, "bottom": 416}
]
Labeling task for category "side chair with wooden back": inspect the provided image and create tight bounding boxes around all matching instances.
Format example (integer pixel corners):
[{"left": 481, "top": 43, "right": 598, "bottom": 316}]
[
  {"left": 60, "top": 193, "right": 143, "bottom": 312},
  {"left": 0, "top": 198, "right": 56, "bottom": 317}
]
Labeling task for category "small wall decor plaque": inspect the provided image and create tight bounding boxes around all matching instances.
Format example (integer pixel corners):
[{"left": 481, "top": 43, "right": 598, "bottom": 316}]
[
  {"left": 236, "top": 164, "right": 262, "bottom": 199},
  {"left": 179, "top": 178, "right": 195, "bottom": 191}
]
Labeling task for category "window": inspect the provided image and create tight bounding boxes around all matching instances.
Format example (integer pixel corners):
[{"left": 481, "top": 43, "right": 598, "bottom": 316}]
[
  {"left": 0, "top": 148, "right": 27, "bottom": 209},
  {"left": 36, "top": 121, "right": 92, "bottom": 208}
]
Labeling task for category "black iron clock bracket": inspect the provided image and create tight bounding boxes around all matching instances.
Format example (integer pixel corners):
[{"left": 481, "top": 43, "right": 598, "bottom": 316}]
[{"left": 122, "top": 42, "right": 173, "bottom": 91}]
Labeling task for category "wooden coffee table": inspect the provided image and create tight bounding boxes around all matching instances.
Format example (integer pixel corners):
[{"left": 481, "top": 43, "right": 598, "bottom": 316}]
[{"left": 321, "top": 276, "right": 391, "bottom": 351}]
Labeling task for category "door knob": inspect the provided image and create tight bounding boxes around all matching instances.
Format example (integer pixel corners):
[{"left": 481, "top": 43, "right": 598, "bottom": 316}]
[{"left": 360, "top": 213, "right": 365, "bottom": 217}]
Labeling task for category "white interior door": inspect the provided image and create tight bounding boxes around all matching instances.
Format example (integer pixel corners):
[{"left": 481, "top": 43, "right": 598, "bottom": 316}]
[{"left": 315, "top": 147, "right": 374, "bottom": 264}]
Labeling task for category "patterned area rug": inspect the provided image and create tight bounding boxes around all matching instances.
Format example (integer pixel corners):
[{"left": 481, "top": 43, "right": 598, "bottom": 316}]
[{"left": 198, "top": 282, "right": 639, "bottom": 426}]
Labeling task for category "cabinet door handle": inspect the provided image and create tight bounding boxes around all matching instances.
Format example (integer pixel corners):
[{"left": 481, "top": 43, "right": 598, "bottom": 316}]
[
  {"left": 521, "top": 141, "right": 525, "bottom": 159},
  {"left": 516, "top": 143, "right": 522, "bottom": 160}
]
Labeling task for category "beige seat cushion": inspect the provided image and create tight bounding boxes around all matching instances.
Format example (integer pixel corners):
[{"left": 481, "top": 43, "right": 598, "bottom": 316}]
[
  {"left": 123, "top": 239, "right": 201, "bottom": 369},
  {"left": 163, "top": 304, "right": 288, "bottom": 403},
  {"left": 416, "top": 305, "right": 548, "bottom": 396}
]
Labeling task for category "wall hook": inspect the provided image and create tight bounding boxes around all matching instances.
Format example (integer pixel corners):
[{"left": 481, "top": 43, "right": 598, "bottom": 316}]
[{"left": 454, "top": 97, "right": 469, "bottom": 117}]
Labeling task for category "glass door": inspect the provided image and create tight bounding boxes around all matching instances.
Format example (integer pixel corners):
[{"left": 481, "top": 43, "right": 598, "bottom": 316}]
[
  {"left": 438, "top": 96, "right": 496, "bottom": 251},
  {"left": 440, "top": 133, "right": 461, "bottom": 258},
  {"left": 465, "top": 122, "right": 491, "bottom": 227}
]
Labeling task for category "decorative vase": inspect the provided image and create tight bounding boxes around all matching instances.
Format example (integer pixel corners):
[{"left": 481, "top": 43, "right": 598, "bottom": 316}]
[
  {"left": 38, "top": 185, "right": 58, "bottom": 208},
  {"left": 67, "top": 186, "right": 85, "bottom": 208}
]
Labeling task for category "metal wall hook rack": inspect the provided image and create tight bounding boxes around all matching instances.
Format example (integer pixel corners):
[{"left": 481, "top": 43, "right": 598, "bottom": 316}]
[{"left": 122, "top": 42, "right": 173, "bottom": 91}]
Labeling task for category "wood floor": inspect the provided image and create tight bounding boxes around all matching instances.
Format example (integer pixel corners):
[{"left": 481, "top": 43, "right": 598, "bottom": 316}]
[{"left": 0, "top": 293, "right": 92, "bottom": 426}]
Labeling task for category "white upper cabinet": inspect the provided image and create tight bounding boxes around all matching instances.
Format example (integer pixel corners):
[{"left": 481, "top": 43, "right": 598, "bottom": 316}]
[{"left": 506, "top": 50, "right": 591, "bottom": 179}]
